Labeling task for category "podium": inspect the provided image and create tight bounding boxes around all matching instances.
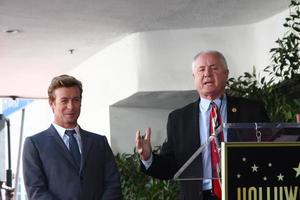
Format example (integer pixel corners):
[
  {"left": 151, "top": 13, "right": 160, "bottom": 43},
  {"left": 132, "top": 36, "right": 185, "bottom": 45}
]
[{"left": 173, "top": 123, "right": 300, "bottom": 200}]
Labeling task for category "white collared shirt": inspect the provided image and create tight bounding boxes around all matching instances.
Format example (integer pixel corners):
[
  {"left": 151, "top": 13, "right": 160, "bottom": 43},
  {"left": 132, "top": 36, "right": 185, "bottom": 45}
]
[
  {"left": 199, "top": 95, "right": 227, "bottom": 190},
  {"left": 52, "top": 123, "right": 82, "bottom": 154},
  {"left": 142, "top": 96, "right": 228, "bottom": 189}
]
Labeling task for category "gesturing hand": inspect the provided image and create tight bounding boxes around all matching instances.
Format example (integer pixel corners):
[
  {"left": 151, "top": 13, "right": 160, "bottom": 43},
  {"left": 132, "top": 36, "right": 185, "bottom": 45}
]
[{"left": 135, "top": 128, "right": 152, "bottom": 161}]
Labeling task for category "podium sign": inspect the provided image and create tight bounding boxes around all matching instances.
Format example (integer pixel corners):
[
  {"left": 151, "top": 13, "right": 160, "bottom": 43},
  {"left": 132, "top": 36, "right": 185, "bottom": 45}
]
[
  {"left": 222, "top": 142, "right": 300, "bottom": 200},
  {"left": 172, "top": 123, "right": 299, "bottom": 199}
]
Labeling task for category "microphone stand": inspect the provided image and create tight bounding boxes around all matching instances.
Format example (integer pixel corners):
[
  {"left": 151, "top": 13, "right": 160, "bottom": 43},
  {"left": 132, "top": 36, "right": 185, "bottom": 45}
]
[
  {"left": 173, "top": 126, "right": 223, "bottom": 181},
  {"left": 6, "top": 119, "right": 12, "bottom": 188},
  {"left": 173, "top": 135, "right": 214, "bottom": 180},
  {"left": 0, "top": 115, "right": 14, "bottom": 200}
]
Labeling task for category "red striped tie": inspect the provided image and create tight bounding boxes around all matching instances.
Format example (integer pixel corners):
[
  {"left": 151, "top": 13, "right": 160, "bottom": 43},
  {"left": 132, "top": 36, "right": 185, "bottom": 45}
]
[{"left": 210, "top": 102, "right": 224, "bottom": 199}]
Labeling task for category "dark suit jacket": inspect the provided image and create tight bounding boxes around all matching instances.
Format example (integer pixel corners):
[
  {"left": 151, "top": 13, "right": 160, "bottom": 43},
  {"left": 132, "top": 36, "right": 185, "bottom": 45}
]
[
  {"left": 22, "top": 125, "right": 121, "bottom": 200},
  {"left": 142, "top": 96, "right": 269, "bottom": 200}
]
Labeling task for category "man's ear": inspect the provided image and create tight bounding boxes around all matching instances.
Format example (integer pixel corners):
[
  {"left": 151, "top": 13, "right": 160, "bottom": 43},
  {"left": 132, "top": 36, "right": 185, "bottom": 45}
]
[
  {"left": 48, "top": 99, "right": 54, "bottom": 112},
  {"left": 225, "top": 69, "right": 229, "bottom": 77}
]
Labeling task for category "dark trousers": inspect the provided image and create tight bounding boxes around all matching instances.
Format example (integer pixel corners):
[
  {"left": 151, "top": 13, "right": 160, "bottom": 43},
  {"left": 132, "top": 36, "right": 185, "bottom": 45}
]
[{"left": 202, "top": 190, "right": 220, "bottom": 200}]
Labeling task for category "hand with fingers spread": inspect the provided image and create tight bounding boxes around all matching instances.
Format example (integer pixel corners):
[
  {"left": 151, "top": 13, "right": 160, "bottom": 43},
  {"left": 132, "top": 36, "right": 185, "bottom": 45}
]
[{"left": 135, "top": 128, "right": 152, "bottom": 161}]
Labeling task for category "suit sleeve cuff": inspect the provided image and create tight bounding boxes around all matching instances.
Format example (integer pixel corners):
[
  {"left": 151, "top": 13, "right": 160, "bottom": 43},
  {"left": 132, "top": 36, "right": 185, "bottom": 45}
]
[{"left": 141, "top": 153, "right": 153, "bottom": 170}]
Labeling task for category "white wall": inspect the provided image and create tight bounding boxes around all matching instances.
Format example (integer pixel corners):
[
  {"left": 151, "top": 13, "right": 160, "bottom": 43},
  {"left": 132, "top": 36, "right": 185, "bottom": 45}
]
[
  {"left": 136, "top": 9, "right": 287, "bottom": 92},
  {"left": 16, "top": 9, "right": 289, "bottom": 150},
  {"left": 74, "top": 9, "right": 288, "bottom": 152},
  {"left": 0, "top": 8, "right": 290, "bottom": 198},
  {"left": 69, "top": 34, "right": 141, "bottom": 141},
  {"left": 110, "top": 106, "right": 171, "bottom": 153}
]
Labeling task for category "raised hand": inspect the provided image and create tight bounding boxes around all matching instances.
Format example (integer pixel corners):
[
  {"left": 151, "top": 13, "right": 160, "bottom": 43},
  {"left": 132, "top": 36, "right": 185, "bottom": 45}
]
[{"left": 135, "top": 128, "right": 152, "bottom": 161}]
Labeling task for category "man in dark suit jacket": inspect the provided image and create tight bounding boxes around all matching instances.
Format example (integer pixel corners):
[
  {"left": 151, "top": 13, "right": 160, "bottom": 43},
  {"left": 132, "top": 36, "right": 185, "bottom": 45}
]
[
  {"left": 23, "top": 74, "right": 121, "bottom": 200},
  {"left": 135, "top": 50, "right": 269, "bottom": 200}
]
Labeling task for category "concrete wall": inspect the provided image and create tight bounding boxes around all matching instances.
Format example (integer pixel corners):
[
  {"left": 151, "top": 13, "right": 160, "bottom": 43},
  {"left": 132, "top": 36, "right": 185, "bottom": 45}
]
[
  {"left": 84, "top": 9, "right": 288, "bottom": 153},
  {"left": 109, "top": 90, "right": 200, "bottom": 153},
  {"left": 136, "top": 10, "right": 286, "bottom": 92},
  {"left": 0, "top": 8, "right": 290, "bottom": 198},
  {"left": 11, "top": 8, "right": 289, "bottom": 154},
  {"left": 110, "top": 106, "right": 171, "bottom": 153}
]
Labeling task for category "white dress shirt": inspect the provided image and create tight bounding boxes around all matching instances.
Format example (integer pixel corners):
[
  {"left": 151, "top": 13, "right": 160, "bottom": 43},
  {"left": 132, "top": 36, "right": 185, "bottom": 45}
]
[
  {"left": 200, "top": 96, "right": 227, "bottom": 190},
  {"left": 52, "top": 123, "right": 82, "bottom": 154},
  {"left": 141, "top": 95, "right": 228, "bottom": 191}
]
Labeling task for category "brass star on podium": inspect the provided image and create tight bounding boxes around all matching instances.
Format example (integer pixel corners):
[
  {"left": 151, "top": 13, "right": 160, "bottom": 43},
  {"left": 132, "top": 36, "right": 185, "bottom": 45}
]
[{"left": 293, "top": 162, "right": 300, "bottom": 178}]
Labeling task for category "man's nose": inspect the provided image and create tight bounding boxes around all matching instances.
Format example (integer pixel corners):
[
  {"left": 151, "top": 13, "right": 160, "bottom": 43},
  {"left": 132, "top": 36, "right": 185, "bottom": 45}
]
[
  {"left": 204, "top": 67, "right": 212, "bottom": 76},
  {"left": 67, "top": 100, "right": 74, "bottom": 109}
]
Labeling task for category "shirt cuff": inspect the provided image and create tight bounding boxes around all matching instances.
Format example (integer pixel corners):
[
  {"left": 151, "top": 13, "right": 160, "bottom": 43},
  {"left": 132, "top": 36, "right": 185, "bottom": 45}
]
[{"left": 141, "top": 153, "right": 153, "bottom": 170}]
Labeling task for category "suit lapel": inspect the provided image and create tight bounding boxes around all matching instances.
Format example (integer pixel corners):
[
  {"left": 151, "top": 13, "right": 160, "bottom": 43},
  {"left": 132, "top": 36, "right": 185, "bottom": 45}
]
[
  {"left": 191, "top": 99, "right": 201, "bottom": 149},
  {"left": 226, "top": 96, "right": 242, "bottom": 141},
  {"left": 190, "top": 99, "right": 203, "bottom": 178},
  {"left": 79, "top": 128, "right": 92, "bottom": 172},
  {"left": 227, "top": 96, "right": 239, "bottom": 123},
  {"left": 48, "top": 125, "right": 80, "bottom": 170}
]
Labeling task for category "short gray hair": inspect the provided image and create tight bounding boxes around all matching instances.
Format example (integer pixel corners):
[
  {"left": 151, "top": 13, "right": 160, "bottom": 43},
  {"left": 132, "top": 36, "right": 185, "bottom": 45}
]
[{"left": 192, "top": 50, "right": 228, "bottom": 70}]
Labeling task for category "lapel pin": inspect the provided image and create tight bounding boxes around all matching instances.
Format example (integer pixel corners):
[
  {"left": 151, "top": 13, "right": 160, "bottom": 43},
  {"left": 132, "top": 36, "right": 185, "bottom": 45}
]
[{"left": 232, "top": 107, "right": 237, "bottom": 113}]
